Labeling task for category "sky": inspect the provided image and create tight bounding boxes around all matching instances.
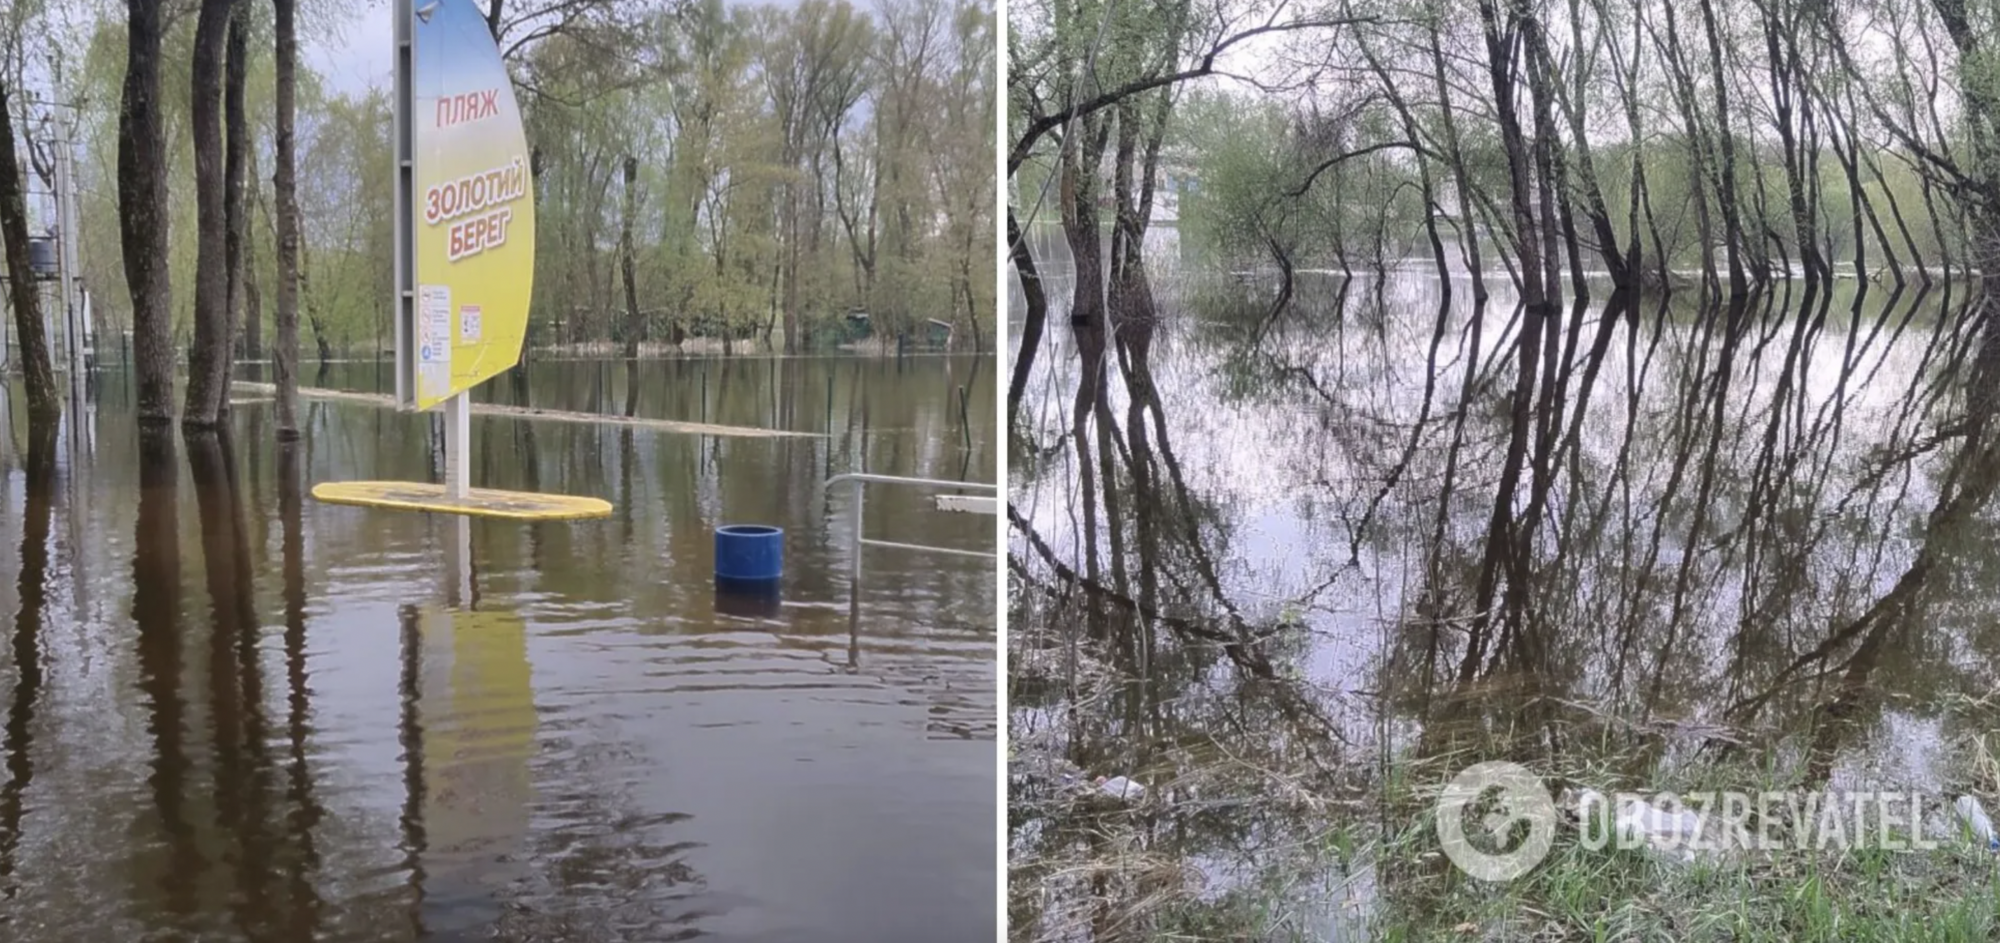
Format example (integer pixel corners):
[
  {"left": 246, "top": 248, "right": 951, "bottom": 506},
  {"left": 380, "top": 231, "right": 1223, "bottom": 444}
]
[
  {"left": 304, "top": 0, "right": 816, "bottom": 97},
  {"left": 308, "top": 5, "right": 396, "bottom": 96}
]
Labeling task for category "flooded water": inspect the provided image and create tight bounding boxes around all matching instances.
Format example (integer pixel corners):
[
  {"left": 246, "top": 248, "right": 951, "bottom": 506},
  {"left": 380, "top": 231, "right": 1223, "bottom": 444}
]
[
  {"left": 0, "top": 355, "right": 996, "bottom": 942},
  {"left": 1007, "top": 230, "right": 2000, "bottom": 939}
]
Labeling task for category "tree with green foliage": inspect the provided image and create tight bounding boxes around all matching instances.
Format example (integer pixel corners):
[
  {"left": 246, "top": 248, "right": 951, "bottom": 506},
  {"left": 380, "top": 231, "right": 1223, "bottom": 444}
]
[{"left": 0, "top": 0, "right": 987, "bottom": 443}]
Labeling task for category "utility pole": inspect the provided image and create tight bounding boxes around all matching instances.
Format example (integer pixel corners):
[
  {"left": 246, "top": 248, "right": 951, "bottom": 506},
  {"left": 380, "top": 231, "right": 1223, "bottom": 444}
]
[
  {"left": 52, "top": 110, "right": 84, "bottom": 403},
  {"left": 26, "top": 96, "right": 88, "bottom": 401}
]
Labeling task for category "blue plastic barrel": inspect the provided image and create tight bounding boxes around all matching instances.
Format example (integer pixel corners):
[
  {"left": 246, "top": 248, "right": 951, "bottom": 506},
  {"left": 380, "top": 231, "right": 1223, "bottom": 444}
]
[{"left": 715, "top": 524, "right": 784, "bottom": 583}]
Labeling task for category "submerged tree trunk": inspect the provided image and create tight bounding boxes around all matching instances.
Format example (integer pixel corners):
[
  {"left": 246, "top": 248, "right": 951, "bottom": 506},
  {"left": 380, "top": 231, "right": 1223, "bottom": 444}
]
[
  {"left": 241, "top": 144, "right": 264, "bottom": 361},
  {"left": 1549, "top": 0, "right": 1628, "bottom": 290},
  {"left": 0, "top": 75, "right": 58, "bottom": 419},
  {"left": 1062, "top": 119, "right": 1113, "bottom": 333},
  {"left": 782, "top": 162, "right": 801, "bottom": 355},
  {"left": 1478, "top": 0, "right": 1548, "bottom": 308},
  {"left": 621, "top": 155, "right": 642, "bottom": 360},
  {"left": 218, "top": 4, "right": 250, "bottom": 422},
  {"left": 122, "top": 0, "right": 175, "bottom": 425},
  {"left": 1427, "top": 18, "right": 1486, "bottom": 299},
  {"left": 243, "top": 222, "right": 264, "bottom": 367},
  {"left": 1695, "top": 0, "right": 1748, "bottom": 299},
  {"left": 1364, "top": 38, "right": 1452, "bottom": 294},
  {"left": 1107, "top": 98, "right": 1155, "bottom": 330},
  {"left": 1462, "top": 0, "right": 1554, "bottom": 677},
  {"left": 183, "top": 0, "right": 237, "bottom": 430},
  {"left": 1763, "top": 4, "right": 1825, "bottom": 299},
  {"left": 1006, "top": 208, "right": 1048, "bottom": 426},
  {"left": 1658, "top": 1, "right": 1720, "bottom": 300},
  {"left": 274, "top": 0, "right": 302, "bottom": 439}
]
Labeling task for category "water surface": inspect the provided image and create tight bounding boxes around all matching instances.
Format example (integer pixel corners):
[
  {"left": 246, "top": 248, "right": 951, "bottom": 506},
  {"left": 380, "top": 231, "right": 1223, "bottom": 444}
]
[
  {"left": 1007, "top": 228, "right": 2000, "bottom": 938},
  {"left": 0, "top": 354, "right": 996, "bottom": 942}
]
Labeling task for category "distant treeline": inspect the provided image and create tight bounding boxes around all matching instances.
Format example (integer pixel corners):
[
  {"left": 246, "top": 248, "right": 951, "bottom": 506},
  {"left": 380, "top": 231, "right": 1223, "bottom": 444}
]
[
  {"left": 34, "top": 0, "right": 991, "bottom": 361},
  {"left": 1009, "top": 0, "right": 2000, "bottom": 368}
]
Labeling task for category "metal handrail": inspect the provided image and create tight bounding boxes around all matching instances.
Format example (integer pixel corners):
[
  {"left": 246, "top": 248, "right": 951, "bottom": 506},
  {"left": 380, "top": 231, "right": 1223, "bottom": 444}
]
[
  {"left": 823, "top": 473, "right": 997, "bottom": 594},
  {"left": 823, "top": 472, "right": 999, "bottom": 493}
]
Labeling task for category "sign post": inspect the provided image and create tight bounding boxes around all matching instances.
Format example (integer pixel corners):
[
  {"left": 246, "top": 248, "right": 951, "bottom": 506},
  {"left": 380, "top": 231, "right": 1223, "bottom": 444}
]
[
  {"left": 401, "top": 0, "right": 534, "bottom": 500},
  {"left": 311, "top": 0, "right": 608, "bottom": 521}
]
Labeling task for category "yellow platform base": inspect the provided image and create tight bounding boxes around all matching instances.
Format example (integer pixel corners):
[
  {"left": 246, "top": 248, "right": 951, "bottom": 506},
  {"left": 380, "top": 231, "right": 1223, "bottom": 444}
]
[{"left": 311, "top": 481, "right": 612, "bottom": 520}]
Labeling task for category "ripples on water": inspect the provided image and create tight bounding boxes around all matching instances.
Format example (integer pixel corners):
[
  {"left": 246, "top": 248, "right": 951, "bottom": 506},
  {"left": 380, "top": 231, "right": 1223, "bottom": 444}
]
[{"left": 0, "top": 356, "right": 995, "bottom": 942}]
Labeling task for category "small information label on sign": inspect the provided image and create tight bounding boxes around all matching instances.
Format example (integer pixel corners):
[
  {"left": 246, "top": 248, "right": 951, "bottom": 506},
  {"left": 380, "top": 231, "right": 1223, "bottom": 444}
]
[
  {"left": 460, "top": 304, "right": 482, "bottom": 342},
  {"left": 419, "top": 285, "right": 451, "bottom": 360},
  {"left": 418, "top": 284, "right": 452, "bottom": 400}
]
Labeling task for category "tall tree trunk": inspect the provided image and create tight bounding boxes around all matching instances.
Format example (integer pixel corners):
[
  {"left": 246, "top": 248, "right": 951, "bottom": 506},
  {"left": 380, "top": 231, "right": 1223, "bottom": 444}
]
[
  {"left": 297, "top": 239, "right": 332, "bottom": 366},
  {"left": 1005, "top": 207, "right": 1047, "bottom": 426},
  {"left": 1764, "top": 4, "right": 1824, "bottom": 295},
  {"left": 274, "top": 0, "right": 302, "bottom": 438},
  {"left": 784, "top": 177, "right": 801, "bottom": 355},
  {"left": 1696, "top": 0, "right": 1748, "bottom": 299},
  {"left": 218, "top": 4, "right": 249, "bottom": 422},
  {"left": 122, "top": 0, "right": 175, "bottom": 425},
  {"left": 1107, "top": 98, "right": 1148, "bottom": 326},
  {"left": 1477, "top": 0, "right": 1548, "bottom": 308},
  {"left": 1428, "top": 17, "right": 1486, "bottom": 299},
  {"left": 621, "top": 155, "right": 642, "bottom": 360},
  {"left": 244, "top": 224, "right": 264, "bottom": 367},
  {"left": 1462, "top": 0, "right": 1553, "bottom": 676},
  {"left": 1610, "top": 0, "right": 1648, "bottom": 279},
  {"left": 183, "top": 0, "right": 236, "bottom": 430},
  {"left": 1659, "top": 1, "right": 1720, "bottom": 299},
  {"left": 0, "top": 76, "right": 58, "bottom": 420},
  {"left": 1369, "top": 42, "right": 1452, "bottom": 289},
  {"left": 1550, "top": 0, "right": 1628, "bottom": 289},
  {"left": 242, "top": 144, "right": 264, "bottom": 361},
  {"left": 1523, "top": 21, "right": 1570, "bottom": 309},
  {"left": 1062, "top": 119, "right": 1113, "bottom": 333}
]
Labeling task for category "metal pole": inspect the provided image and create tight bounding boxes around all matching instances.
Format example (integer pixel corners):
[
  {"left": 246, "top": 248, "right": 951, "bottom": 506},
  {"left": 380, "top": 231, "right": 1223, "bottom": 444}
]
[
  {"left": 443, "top": 391, "right": 469, "bottom": 497},
  {"left": 66, "top": 148, "right": 86, "bottom": 404},
  {"left": 52, "top": 122, "right": 83, "bottom": 397},
  {"left": 50, "top": 132, "right": 68, "bottom": 367},
  {"left": 393, "top": 0, "right": 415, "bottom": 408},
  {"left": 850, "top": 480, "right": 864, "bottom": 596},
  {"left": 61, "top": 138, "right": 82, "bottom": 376},
  {"left": 845, "top": 480, "right": 863, "bottom": 666}
]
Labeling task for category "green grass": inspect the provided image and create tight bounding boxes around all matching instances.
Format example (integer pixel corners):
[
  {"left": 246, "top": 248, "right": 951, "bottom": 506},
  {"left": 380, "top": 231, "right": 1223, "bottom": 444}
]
[
  {"left": 1008, "top": 653, "right": 2000, "bottom": 941},
  {"left": 1370, "top": 829, "right": 2000, "bottom": 942},
  {"left": 1036, "top": 741, "right": 2000, "bottom": 942},
  {"left": 1343, "top": 745, "right": 2000, "bottom": 941}
]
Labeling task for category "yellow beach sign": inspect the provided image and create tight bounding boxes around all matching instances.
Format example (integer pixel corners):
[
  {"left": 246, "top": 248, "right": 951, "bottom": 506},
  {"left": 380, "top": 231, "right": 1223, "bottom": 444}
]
[
  {"left": 396, "top": 0, "right": 535, "bottom": 411},
  {"left": 309, "top": 0, "right": 604, "bottom": 519}
]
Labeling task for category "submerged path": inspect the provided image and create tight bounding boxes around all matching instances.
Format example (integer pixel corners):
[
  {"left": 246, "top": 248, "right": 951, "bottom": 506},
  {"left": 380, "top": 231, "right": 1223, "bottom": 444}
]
[{"left": 230, "top": 381, "right": 823, "bottom": 438}]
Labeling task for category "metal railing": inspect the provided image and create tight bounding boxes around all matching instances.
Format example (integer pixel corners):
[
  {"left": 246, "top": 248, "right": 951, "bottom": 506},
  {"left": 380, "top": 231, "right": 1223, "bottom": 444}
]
[{"left": 823, "top": 473, "right": 997, "bottom": 595}]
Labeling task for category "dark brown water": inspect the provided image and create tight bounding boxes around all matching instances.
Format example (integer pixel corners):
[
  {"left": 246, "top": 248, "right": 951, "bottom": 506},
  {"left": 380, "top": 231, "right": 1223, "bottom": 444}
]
[{"left": 0, "top": 355, "right": 995, "bottom": 942}]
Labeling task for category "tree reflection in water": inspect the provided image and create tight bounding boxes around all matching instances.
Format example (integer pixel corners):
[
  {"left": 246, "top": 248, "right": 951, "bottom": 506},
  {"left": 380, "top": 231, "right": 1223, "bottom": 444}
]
[{"left": 1009, "top": 265, "right": 2000, "bottom": 938}]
